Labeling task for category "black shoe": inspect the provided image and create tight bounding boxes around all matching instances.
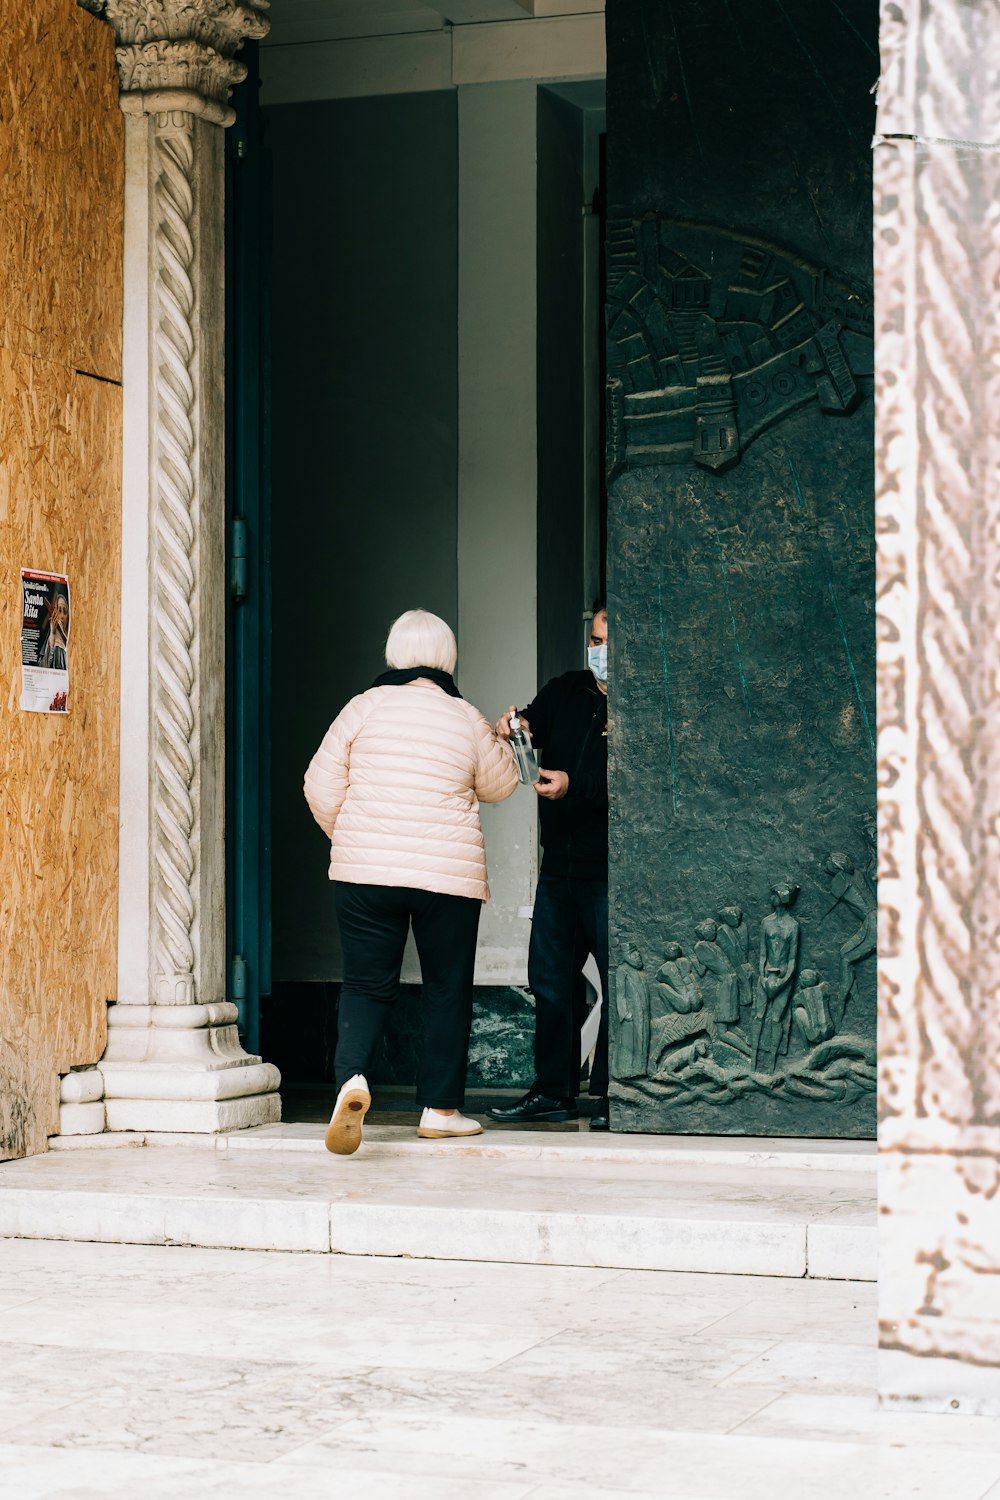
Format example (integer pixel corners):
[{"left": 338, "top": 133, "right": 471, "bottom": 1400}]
[
  {"left": 486, "top": 1088, "right": 579, "bottom": 1123},
  {"left": 589, "top": 1099, "right": 610, "bottom": 1131}
]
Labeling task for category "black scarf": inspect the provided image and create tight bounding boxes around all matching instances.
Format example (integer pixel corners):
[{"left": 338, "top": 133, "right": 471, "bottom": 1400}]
[{"left": 371, "top": 667, "right": 463, "bottom": 698}]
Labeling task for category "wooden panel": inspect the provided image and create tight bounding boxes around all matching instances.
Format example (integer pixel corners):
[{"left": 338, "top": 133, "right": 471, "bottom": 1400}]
[
  {"left": 0, "top": 0, "right": 124, "bottom": 379},
  {"left": 0, "top": 0, "right": 123, "bottom": 1159},
  {"left": 0, "top": 356, "right": 122, "bottom": 1158}
]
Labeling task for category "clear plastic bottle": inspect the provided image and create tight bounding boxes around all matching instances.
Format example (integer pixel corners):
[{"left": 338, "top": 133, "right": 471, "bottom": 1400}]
[{"left": 509, "top": 709, "right": 540, "bottom": 785}]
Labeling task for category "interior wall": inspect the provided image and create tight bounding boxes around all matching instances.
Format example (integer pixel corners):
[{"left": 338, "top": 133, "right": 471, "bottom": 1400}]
[
  {"left": 263, "top": 68, "right": 605, "bottom": 1012},
  {"left": 456, "top": 80, "right": 540, "bottom": 983},
  {"left": 266, "top": 92, "right": 459, "bottom": 982},
  {"left": 0, "top": 0, "right": 124, "bottom": 1160}
]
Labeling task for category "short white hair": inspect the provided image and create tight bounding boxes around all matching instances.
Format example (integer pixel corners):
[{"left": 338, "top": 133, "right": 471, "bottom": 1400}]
[{"left": 385, "top": 609, "right": 458, "bottom": 674}]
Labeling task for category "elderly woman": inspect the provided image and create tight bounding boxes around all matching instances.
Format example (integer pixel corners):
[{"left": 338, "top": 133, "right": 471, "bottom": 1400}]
[{"left": 304, "top": 609, "right": 518, "bottom": 1154}]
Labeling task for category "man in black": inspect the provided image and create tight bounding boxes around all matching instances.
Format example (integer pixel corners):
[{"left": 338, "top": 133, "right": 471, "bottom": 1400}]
[{"left": 487, "top": 603, "right": 610, "bottom": 1131}]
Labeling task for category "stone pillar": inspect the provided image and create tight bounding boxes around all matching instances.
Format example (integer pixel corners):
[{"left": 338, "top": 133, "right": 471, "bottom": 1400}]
[
  {"left": 80, "top": 0, "right": 280, "bottom": 1132},
  {"left": 875, "top": 0, "right": 1000, "bottom": 1411}
]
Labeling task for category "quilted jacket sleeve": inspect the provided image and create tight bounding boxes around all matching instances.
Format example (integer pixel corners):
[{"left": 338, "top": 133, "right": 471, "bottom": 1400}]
[
  {"left": 471, "top": 711, "right": 519, "bottom": 805},
  {"left": 303, "top": 694, "right": 369, "bottom": 837}
]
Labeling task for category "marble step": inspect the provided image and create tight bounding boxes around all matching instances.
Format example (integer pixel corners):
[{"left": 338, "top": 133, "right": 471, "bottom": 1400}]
[
  {"left": 49, "top": 1119, "right": 877, "bottom": 1174},
  {"left": 220, "top": 1120, "right": 876, "bottom": 1174},
  {"left": 0, "top": 1134, "right": 876, "bottom": 1281}
]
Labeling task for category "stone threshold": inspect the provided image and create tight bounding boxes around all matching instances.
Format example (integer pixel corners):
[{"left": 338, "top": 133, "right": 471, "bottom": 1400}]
[
  {"left": 4, "top": 1126, "right": 876, "bottom": 1282},
  {"left": 50, "top": 1119, "right": 877, "bottom": 1173}
]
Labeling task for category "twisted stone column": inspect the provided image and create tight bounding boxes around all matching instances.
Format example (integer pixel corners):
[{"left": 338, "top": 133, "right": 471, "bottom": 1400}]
[
  {"left": 876, "top": 0, "right": 1000, "bottom": 1412},
  {"left": 80, "top": 0, "right": 279, "bottom": 1132}
]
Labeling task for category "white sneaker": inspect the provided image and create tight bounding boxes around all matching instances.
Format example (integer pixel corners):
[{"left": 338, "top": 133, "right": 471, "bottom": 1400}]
[
  {"left": 325, "top": 1074, "right": 371, "bottom": 1155},
  {"left": 417, "top": 1108, "right": 484, "bottom": 1140}
]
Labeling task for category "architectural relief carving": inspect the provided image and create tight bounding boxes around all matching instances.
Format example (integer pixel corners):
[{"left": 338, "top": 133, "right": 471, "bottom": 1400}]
[
  {"left": 611, "top": 943, "right": 650, "bottom": 1080},
  {"left": 605, "top": 219, "right": 873, "bottom": 477},
  {"left": 78, "top": 0, "right": 268, "bottom": 122},
  {"left": 751, "top": 881, "right": 801, "bottom": 1074},
  {"left": 118, "top": 40, "right": 246, "bottom": 108},
  {"left": 613, "top": 845, "right": 877, "bottom": 1112},
  {"left": 98, "top": 0, "right": 270, "bottom": 51},
  {"left": 875, "top": 0, "right": 1000, "bottom": 1406},
  {"left": 151, "top": 109, "right": 199, "bottom": 1003},
  {"left": 692, "top": 918, "right": 749, "bottom": 1058},
  {"left": 822, "top": 851, "right": 876, "bottom": 1018}
]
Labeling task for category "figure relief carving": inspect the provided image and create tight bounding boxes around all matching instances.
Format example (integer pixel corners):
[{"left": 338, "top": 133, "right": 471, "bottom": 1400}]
[
  {"left": 792, "top": 970, "right": 835, "bottom": 1048},
  {"left": 611, "top": 839, "right": 877, "bottom": 1113},
  {"left": 822, "top": 851, "right": 876, "bottom": 1023},
  {"left": 605, "top": 218, "right": 873, "bottom": 478},
  {"left": 751, "top": 881, "right": 801, "bottom": 1074},
  {"left": 611, "top": 942, "right": 650, "bottom": 1081},
  {"left": 653, "top": 941, "right": 702, "bottom": 1015},
  {"left": 692, "top": 917, "right": 750, "bottom": 1059}
]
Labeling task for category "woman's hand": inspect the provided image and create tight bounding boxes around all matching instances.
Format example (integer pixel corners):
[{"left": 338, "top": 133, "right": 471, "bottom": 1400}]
[
  {"left": 496, "top": 705, "right": 530, "bottom": 742},
  {"left": 534, "top": 768, "right": 569, "bottom": 800}
]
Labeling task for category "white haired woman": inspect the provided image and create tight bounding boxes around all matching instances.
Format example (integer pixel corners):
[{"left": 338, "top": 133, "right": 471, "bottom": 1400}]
[{"left": 304, "top": 609, "right": 518, "bottom": 1154}]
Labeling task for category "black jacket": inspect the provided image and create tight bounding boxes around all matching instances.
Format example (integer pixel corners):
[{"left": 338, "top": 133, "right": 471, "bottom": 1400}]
[{"left": 523, "top": 670, "right": 608, "bottom": 880}]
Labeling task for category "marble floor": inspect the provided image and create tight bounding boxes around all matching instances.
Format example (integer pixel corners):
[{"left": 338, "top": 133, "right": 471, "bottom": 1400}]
[{"left": 0, "top": 1238, "right": 999, "bottom": 1500}]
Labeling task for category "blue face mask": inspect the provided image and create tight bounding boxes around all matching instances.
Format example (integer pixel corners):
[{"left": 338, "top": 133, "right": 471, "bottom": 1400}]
[{"left": 588, "top": 644, "right": 608, "bottom": 683}]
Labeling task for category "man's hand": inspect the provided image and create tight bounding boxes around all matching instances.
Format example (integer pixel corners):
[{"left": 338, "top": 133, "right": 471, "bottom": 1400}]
[
  {"left": 535, "top": 768, "right": 569, "bottom": 800},
  {"left": 496, "top": 705, "right": 530, "bottom": 742}
]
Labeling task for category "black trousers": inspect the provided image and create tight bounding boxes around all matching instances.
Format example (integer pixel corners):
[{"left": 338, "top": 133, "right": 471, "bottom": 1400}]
[
  {"left": 528, "top": 871, "right": 610, "bottom": 1101},
  {"left": 333, "top": 881, "right": 482, "bottom": 1109}
]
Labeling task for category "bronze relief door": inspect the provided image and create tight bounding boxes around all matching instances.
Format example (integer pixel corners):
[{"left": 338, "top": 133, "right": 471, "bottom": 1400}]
[{"left": 605, "top": 0, "right": 877, "bottom": 1137}]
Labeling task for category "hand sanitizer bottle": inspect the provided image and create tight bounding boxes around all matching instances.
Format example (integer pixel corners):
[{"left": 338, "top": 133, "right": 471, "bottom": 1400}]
[{"left": 509, "top": 709, "right": 540, "bottom": 785}]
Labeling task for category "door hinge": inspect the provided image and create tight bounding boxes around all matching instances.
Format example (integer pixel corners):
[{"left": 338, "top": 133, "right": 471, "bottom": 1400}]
[
  {"left": 231, "top": 517, "right": 248, "bottom": 603},
  {"left": 230, "top": 954, "right": 248, "bottom": 1001}
]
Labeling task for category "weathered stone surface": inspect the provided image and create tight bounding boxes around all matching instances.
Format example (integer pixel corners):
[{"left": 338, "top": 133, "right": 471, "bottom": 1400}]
[
  {"left": 874, "top": 0, "right": 1000, "bottom": 1405},
  {"left": 605, "top": 0, "right": 877, "bottom": 1137},
  {"left": 79, "top": 0, "right": 268, "bottom": 124}
]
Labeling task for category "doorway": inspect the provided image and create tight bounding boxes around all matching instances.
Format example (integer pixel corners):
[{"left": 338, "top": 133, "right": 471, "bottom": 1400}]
[{"left": 226, "top": 73, "right": 608, "bottom": 1115}]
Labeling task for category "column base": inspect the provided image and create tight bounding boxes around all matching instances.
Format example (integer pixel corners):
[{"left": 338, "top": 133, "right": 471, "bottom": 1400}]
[
  {"left": 57, "top": 1067, "right": 107, "bottom": 1136},
  {"left": 98, "top": 1001, "right": 282, "bottom": 1135},
  {"left": 880, "top": 1128, "right": 1000, "bottom": 1405}
]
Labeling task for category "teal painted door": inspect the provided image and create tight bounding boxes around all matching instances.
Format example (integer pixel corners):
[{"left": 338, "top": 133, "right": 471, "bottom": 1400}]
[{"left": 225, "top": 45, "right": 271, "bottom": 1055}]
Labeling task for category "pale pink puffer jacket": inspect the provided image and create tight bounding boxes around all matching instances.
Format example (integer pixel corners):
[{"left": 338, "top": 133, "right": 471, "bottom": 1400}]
[{"left": 304, "top": 682, "right": 518, "bottom": 902}]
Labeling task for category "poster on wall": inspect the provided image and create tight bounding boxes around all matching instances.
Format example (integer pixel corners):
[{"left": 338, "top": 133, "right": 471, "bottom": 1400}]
[{"left": 20, "top": 569, "right": 71, "bottom": 713}]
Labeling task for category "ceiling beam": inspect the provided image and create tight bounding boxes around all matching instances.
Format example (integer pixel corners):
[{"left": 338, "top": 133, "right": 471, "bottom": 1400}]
[{"left": 513, "top": 0, "right": 604, "bottom": 15}]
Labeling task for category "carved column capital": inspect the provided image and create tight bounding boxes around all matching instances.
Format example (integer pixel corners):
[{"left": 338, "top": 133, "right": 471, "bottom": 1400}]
[{"left": 79, "top": 0, "right": 269, "bottom": 126}]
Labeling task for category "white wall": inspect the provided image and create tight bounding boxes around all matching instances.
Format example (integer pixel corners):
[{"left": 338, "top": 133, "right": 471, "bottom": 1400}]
[{"left": 458, "top": 81, "right": 540, "bottom": 981}]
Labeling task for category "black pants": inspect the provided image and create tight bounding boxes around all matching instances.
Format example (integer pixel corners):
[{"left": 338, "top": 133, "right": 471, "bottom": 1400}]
[
  {"left": 333, "top": 882, "right": 482, "bottom": 1109},
  {"left": 528, "top": 871, "right": 610, "bottom": 1100}
]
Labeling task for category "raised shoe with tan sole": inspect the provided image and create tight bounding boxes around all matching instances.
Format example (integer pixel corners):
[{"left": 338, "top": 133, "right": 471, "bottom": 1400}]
[
  {"left": 325, "top": 1074, "right": 371, "bottom": 1155},
  {"left": 417, "top": 1107, "right": 484, "bottom": 1140}
]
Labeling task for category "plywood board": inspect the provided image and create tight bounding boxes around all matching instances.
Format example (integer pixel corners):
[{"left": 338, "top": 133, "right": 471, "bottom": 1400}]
[
  {"left": 0, "top": 0, "right": 124, "bottom": 380},
  {"left": 0, "top": 0, "right": 123, "bottom": 1158},
  {"left": 0, "top": 355, "right": 122, "bottom": 1158}
]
